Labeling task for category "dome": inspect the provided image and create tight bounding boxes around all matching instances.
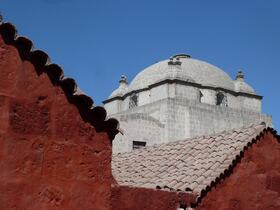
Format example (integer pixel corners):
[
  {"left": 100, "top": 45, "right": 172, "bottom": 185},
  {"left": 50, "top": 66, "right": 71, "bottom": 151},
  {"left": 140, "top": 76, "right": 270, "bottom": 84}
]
[
  {"left": 109, "top": 86, "right": 128, "bottom": 98},
  {"left": 129, "top": 55, "right": 235, "bottom": 91},
  {"left": 109, "top": 75, "right": 129, "bottom": 98},
  {"left": 234, "top": 81, "right": 255, "bottom": 94}
]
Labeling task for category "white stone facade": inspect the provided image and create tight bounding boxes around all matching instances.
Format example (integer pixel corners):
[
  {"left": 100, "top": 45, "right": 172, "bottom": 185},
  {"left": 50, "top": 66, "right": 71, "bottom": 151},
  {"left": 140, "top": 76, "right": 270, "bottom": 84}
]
[{"left": 103, "top": 54, "right": 272, "bottom": 154}]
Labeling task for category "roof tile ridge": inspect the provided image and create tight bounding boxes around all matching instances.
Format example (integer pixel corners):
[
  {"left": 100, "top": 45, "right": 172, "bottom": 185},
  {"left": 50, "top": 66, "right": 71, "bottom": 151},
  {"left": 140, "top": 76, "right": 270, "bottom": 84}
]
[{"left": 0, "top": 21, "right": 119, "bottom": 140}]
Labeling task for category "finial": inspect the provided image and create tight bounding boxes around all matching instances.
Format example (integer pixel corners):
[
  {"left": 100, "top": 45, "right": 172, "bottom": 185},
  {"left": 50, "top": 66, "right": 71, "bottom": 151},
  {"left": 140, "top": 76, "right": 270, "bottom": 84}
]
[
  {"left": 168, "top": 57, "right": 174, "bottom": 65},
  {"left": 168, "top": 55, "right": 183, "bottom": 66},
  {"left": 236, "top": 70, "right": 244, "bottom": 81},
  {"left": 119, "top": 75, "right": 128, "bottom": 85}
]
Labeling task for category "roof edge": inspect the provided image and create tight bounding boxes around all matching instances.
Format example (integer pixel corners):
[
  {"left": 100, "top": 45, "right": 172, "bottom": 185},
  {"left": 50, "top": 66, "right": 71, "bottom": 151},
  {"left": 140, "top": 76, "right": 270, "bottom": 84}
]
[{"left": 0, "top": 21, "right": 119, "bottom": 140}]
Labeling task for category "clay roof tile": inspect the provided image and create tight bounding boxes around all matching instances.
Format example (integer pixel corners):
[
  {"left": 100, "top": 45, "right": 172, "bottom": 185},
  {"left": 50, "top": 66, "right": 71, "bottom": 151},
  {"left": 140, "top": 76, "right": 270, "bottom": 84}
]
[{"left": 112, "top": 123, "right": 274, "bottom": 200}]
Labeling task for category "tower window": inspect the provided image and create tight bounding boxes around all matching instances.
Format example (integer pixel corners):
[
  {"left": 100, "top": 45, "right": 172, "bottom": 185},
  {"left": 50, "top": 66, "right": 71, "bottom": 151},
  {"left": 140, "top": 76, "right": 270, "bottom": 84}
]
[
  {"left": 216, "top": 92, "right": 228, "bottom": 106},
  {"left": 132, "top": 141, "right": 146, "bottom": 150},
  {"left": 129, "top": 93, "right": 138, "bottom": 108}
]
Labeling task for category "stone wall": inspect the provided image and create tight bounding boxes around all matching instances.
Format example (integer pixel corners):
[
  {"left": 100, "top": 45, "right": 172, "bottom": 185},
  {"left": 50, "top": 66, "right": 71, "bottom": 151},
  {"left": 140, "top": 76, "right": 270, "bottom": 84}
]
[
  {"left": 105, "top": 81, "right": 263, "bottom": 114},
  {"left": 112, "top": 112, "right": 165, "bottom": 153},
  {"left": 104, "top": 99, "right": 122, "bottom": 115},
  {"left": 195, "top": 132, "right": 280, "bottom": 210},
  {"left": 111, "top": 99, "right": 169, "bottom": 153},
  {"left": 0, "top": 34, "right": 112, "bottom": 210},
  {"left": 111, "top": 97, "right": 271, "bottom": 153},
  {"left": 187, "top": 99, "right": 272, "bottom": 137}
]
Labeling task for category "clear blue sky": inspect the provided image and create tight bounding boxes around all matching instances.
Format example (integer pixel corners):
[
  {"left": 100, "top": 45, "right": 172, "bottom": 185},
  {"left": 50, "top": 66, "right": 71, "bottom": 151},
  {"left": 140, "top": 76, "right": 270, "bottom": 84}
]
[{"left": 1, "top": 0, "right": 280, "bottom": 130}]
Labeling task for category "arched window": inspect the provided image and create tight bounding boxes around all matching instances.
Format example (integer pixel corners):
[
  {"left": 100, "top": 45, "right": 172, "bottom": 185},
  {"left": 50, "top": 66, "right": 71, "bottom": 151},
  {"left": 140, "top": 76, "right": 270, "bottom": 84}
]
[
  {"left": 216, "top": 92, "right": 228, "bottom": 106},
  {"left": 129, "top": 93, "right": 138, "bottom": 108}
]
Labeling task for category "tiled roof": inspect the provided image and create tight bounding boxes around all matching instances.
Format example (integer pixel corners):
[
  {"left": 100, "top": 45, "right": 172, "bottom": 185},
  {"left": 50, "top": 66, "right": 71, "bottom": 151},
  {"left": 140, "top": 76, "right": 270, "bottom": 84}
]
[
  {"left": 0, "top": 20, "right": 119, "bottom": 139},
  {"left": 112, "top": 123, "right": 273, "bottom": 196}
]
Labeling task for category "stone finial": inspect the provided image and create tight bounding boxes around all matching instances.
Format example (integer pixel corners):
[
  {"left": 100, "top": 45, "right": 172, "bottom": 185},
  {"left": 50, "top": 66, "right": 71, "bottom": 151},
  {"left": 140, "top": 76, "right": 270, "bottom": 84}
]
[
  {"left": 168, "top": 55, "right": 182, "bottom": 66},
  {"left": 119, "top": 75, "right": 128, "bottom": 86},
  {"left": 236, "top": 70, "right": 244, "bottom": 81},
  {"left": 168, "top": 57, "right": 174, "bottom": 65}
]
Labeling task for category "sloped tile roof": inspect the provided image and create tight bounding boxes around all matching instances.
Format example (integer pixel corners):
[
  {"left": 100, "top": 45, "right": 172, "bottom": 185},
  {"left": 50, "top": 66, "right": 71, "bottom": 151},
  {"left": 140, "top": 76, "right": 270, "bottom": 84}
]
[
  {"left": 0, "top": 20, "right": 119, "bottom": 139},
  {"left": 112, "top": 124, "right": 269, "bottom": 195}
]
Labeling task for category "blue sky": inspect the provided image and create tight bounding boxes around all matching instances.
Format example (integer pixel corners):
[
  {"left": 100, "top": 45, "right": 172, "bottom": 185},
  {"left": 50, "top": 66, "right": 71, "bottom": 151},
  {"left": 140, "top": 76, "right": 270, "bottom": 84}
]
[{"left": 1, "top": 0, "right": 280, "bottom": 130}]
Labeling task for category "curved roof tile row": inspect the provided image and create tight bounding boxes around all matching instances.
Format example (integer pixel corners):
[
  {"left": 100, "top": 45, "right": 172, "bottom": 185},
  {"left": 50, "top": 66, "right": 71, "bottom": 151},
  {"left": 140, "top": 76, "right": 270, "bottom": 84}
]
[{"left": 112, "top": 123, "right": 279, "bottom": 207}]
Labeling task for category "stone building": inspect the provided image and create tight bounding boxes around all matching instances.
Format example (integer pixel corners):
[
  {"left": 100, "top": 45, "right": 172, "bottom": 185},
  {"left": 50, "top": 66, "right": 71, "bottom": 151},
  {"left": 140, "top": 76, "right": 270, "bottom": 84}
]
[{"left": 104, "top": 54, "right": 272, "bottom": 153}]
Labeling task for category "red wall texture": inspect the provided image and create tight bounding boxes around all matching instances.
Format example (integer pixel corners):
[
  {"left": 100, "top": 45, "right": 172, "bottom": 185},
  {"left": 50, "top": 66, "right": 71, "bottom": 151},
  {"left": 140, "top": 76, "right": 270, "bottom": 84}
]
[
  {"left": 196, "top": 133, "right": 280, "bottom": 210},
  {"left": 0, "top": 35, "right": 113, "bottom": 210},
  {"left": 111, "top": 185, "right": 196, "bottom": 210}
]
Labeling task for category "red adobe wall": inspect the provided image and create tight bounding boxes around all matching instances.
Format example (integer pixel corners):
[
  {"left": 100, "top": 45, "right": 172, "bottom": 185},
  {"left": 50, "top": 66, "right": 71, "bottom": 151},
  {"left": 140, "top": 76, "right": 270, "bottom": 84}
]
[
  {"left": 196, "top": 132, "right": 280, "bottom": 210},
  {"left": 111, "top": 185, "right": 197, "bottom": 210},
  {"left": 0, "top": 34, "right": 113, "bottom": 210}
]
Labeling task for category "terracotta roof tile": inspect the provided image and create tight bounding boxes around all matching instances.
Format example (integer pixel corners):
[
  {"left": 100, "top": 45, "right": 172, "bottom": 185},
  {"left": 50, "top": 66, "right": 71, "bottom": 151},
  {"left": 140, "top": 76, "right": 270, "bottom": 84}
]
[{"left": 112, "top": 124, "right": 274, "bottom": 196}]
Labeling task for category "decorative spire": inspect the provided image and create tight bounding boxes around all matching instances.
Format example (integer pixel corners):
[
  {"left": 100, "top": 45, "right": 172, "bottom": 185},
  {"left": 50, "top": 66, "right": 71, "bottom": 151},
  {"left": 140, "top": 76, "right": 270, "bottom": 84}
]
[
  {"left": 236, "top": 70, "right": 244, "bottom": 81},
  {"left": 119, "top": 75, "right": 128, "bottom": 87},
  {"left": 168, "top": 55, "right": 182, "bottom": 66}
]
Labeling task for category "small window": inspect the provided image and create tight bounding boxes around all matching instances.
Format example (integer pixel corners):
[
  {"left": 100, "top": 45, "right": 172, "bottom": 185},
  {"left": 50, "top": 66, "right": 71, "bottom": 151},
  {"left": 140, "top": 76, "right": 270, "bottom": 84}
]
[
  {"left": 199, "top": 90, "right": 203, "bottom": 103},
  {"left": 132, "top": 141, "right": 146, "bottom": 150},
  {"left": 216, "top": 92, "right": 228, "bottom": 106},
  {"left": 129, "top": 93, "right": 138, "bottom": 109}
]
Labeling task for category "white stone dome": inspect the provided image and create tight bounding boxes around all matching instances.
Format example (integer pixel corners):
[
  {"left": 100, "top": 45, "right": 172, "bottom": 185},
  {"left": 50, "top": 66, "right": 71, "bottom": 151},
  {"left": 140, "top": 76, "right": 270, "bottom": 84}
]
[
  {"left": 129, "top": 55, "right": 235, "bottom": 91},
  {"left": 234, "top": 81, "right": 255, "bottom": 94},
  {"left": 109, "top": 86, "right": 128, "bottom": 98},
  {"left": 109, "top": 75, "right": 129, "bottom": 98}
]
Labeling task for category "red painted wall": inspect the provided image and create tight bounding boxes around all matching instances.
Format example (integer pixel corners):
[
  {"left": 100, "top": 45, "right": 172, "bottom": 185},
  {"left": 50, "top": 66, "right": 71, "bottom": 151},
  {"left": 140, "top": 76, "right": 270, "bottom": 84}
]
[
  {"left": 0, "top": 35, "right": 112, "bottom": 210},
  {"left": 196, "top": 133, "right": 280, "bottom": 210},
  {"left": 111, "top": 185, "right": 196, "bottom": 210}
]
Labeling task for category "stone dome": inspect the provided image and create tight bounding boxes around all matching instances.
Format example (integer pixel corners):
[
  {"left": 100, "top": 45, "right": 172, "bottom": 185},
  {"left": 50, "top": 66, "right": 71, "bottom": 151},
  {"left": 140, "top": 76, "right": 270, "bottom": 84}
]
[
  {"left": 109, "top": 75, "right": 129, "bottom": 98},
  {"left": 109, "top": 86, "right": 128, "bottom": 98},
  {"left": 129, "top": 54, "right": 235, "bottom": 92},
  {"left": 234, "top": 81, "right": 255, "bottom": 94},
  {"left": 107, "top": 55, "right": 257, "bottom": 100}
]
